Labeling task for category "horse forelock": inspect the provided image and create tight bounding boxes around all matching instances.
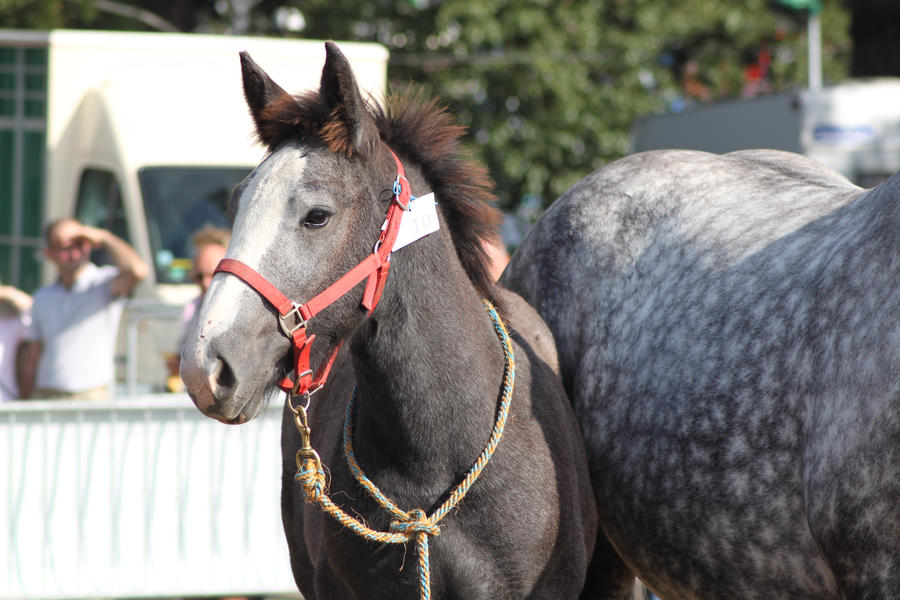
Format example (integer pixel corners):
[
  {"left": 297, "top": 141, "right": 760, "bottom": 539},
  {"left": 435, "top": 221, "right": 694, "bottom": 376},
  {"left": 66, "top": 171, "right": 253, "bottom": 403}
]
[
  {"left": 253, "top": 85, "right": 503, "bottom": 300},
  {"left": 255, "top": 91, "right": 352, "bottom": 156}
]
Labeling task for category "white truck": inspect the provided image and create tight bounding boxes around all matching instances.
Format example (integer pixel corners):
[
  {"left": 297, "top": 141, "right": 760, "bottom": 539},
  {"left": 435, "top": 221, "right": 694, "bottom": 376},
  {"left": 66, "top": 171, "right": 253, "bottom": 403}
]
[
  {"left": 0, "top": 29, "right": 388, "bottom": 391},
  {"left": 630, "top": 79, "right": 900, "bottom": 189}
]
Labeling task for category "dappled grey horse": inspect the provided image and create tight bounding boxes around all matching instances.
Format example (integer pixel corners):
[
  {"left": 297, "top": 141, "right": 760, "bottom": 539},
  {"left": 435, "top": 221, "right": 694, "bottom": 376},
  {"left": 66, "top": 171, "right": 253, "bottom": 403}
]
[{"left": 503, "top": 149, "right": 900, "bottom": 599}]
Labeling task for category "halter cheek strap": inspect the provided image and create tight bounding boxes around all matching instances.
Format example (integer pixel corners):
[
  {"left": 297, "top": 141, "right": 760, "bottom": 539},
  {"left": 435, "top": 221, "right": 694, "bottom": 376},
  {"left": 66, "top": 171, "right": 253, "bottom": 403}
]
[{"left": 214, "top": 149, "right": 412, "bottom": 398}]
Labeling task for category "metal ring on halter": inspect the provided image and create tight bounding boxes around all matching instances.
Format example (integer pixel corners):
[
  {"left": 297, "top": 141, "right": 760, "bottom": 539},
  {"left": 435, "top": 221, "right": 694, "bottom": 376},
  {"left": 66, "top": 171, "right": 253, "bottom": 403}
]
[
  {"left": 287, "top": 378, "right": 314, "bottom": 412},
  {"left": 372, "top": 239, "right": 395, "bottom": 258},
  {"left": 279, "top": 302, "right": 307, "bottom": 337},
  {"left": 393, "top": 177, "right": 410, "bottom": 210}
]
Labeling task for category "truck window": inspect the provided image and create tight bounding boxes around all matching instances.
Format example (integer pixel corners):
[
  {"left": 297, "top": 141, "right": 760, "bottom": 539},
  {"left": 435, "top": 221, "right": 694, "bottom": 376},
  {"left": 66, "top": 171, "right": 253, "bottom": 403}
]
[
  {"left": 138, "top": 166, "right": 249, "bottom": 284},
  {"left": 75, "top": 168, "right": 130, "bottom": 267}
]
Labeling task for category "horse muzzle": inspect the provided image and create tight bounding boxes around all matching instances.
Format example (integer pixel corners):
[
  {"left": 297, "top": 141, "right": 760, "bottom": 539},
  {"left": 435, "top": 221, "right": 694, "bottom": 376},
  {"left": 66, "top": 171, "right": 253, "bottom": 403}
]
[{"left": 181, "top": 325, "right": 273, "bottom": 426}]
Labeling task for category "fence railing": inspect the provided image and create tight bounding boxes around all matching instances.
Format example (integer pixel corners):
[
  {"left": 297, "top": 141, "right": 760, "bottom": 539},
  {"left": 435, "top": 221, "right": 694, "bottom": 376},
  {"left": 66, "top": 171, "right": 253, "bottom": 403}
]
[
  {"left": 117, "top": 301, "right": 185, "bottom": 396},
  {"left": 1, "top": 395, "right": 298, "bottom": 599}
]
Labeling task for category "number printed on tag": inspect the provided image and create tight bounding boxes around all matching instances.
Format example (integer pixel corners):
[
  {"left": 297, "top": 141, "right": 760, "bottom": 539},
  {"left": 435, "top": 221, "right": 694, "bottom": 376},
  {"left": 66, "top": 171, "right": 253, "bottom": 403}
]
[{"left": 391, "top": 193, "right": 439, "bottom": 252}]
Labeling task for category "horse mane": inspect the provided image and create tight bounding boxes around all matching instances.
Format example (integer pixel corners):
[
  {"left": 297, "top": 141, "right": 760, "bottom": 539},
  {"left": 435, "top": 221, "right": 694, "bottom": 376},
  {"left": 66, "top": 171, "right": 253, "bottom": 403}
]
[{"left": 256, "top": 87, "right": 503, "bottom": 301}]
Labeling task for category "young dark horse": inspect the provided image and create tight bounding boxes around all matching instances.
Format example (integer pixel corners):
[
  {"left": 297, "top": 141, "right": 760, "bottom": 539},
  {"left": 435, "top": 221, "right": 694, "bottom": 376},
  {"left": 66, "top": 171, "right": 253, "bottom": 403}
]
[
  {"left": 180, "top": 43, "right": 596, "bottom": 599},
  {"left": 503, "top": 148, "right": 900, "bottom": 599}
]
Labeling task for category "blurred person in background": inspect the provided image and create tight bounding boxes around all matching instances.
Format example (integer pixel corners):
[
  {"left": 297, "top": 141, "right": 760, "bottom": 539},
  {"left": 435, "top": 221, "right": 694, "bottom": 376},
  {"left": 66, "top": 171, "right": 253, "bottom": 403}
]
[
  {"left": 166, "top": 225, "right": 230, "bottom": 393},
  {"left": 0, "top": 284, "right": 32, "bottom": 401},
  {"left": 483, "top": 234, "right": 510, "bottom": 282},
  {"left": 18, "top": 218, "right": 148, "bottom": 399},
  {"left": 180, "top": 225, "right": 230, "bottom": 328}
]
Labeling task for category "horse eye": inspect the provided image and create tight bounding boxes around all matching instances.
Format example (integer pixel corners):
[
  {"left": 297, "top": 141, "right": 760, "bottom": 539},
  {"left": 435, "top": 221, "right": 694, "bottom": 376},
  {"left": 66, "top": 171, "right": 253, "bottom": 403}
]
[{"left": 303, "top": 209, "right": 331, "bottom": 229}]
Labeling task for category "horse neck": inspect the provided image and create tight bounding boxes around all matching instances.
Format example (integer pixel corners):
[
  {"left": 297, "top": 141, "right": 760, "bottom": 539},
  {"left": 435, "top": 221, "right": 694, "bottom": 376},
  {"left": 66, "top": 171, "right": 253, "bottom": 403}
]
[{"left": 347, "top": 222, "right": 506, "bottom": 478}]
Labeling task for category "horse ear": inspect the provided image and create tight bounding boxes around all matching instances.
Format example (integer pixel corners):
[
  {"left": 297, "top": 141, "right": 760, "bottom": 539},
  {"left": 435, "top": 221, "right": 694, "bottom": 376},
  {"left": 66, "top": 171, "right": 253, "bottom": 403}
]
[
  {"left": 319, "top": 41, "right": 378, "bottom": 156},
  {"left": 240, "top": 51, "right": 291, "bottom": 138}
]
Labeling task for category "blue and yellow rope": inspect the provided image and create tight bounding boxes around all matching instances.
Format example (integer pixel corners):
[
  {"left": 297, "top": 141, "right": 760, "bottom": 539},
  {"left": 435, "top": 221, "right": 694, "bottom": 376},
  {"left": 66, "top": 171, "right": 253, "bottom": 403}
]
[{"left": 293, "top": 298, "right": 516, "bottom": 599}]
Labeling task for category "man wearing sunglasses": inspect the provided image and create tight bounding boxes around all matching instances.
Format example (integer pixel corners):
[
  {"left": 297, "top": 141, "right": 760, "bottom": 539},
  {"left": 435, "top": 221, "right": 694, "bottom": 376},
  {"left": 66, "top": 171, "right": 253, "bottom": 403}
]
[
  {"left": 18, "top": 218, "right": 148, "bottom": 399},
  {"left": 180, "top": 225, "right": 230, "bottom": 328},
  {"left": 164, "top": 225, "right": 230, "bottom": 393}
]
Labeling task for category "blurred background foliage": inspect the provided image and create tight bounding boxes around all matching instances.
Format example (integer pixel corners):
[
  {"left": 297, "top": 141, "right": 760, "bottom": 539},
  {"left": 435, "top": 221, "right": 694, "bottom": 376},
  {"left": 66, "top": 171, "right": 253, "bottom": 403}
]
[{"left": 3, "top": 0, "right": 895, "bottom": 219}]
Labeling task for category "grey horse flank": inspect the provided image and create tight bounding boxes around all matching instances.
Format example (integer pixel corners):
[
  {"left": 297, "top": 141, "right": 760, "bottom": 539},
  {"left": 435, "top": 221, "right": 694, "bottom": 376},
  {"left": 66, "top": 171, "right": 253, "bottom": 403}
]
[{"left": 504, "top": 148, "right": 900, "bottom": 599}]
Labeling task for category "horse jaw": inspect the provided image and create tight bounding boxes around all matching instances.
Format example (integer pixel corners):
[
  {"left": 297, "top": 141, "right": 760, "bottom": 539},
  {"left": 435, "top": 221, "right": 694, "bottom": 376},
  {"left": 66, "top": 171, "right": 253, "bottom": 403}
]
[{"left": 181, "top": 307, "right": 284, "bottom": 424}]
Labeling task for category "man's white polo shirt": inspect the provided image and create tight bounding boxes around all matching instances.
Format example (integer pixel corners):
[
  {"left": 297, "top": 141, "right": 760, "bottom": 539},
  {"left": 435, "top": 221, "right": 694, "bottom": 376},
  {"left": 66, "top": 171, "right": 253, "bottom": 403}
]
[{"left": 27, "top": 263, "right": 126, "bottom": 393}]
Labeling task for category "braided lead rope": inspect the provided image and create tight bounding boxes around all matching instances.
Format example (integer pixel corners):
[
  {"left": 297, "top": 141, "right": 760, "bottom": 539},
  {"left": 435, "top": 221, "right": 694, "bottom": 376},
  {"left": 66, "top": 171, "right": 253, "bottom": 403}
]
[{"left": 294, "top": 298, "right": 516, "bottom": 600}]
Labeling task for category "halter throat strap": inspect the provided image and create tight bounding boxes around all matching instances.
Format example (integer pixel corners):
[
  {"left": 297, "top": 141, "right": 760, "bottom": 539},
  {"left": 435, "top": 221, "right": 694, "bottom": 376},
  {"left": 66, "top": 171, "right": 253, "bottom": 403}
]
[{"left": 214, "top": 148, "right": 412, "bottom": 397}]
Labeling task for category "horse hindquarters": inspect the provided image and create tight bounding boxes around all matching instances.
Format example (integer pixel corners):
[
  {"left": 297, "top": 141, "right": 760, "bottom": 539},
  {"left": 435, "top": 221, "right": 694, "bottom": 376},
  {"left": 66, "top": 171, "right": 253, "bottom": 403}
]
[{"left": 500, "top": 150, "right": 873, "bottom": 599}]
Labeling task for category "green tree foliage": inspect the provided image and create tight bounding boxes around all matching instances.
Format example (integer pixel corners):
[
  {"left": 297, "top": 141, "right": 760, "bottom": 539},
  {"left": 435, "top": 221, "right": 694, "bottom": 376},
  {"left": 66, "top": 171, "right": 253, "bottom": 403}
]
[
  {"left": 298, "top": 0, "right": 849, "bottom": 211},
  {"left": 1, "top": 0, "right": 87, "bottom": 29},
  {"left": 1, "top": 0, "right": 209, "bottom": 32},
  {"left": 3, "top": 0, "right": 850, "bottom": 213}
]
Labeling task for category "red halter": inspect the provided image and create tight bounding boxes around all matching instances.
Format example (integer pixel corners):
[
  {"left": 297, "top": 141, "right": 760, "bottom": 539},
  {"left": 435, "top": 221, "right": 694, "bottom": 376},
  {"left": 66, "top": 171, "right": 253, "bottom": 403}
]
[{"left": 214, "top": 149, "right": 412, "bottom": 398}]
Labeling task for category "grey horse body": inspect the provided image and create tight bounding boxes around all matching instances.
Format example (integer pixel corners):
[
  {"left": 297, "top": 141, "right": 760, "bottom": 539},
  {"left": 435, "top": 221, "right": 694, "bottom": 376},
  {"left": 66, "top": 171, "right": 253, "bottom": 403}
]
[{"left": 503, "top": 149, "right": 900, "bottom": 599}]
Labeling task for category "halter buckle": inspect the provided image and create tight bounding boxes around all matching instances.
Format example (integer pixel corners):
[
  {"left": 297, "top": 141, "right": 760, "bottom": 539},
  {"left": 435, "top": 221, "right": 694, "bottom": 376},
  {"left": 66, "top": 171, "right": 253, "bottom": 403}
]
[
  {"left": 290, "top": 369, "right": 314, "bottom": 397},
  {"left": 279, "top": 302, "right": 307, "bottom": 337}
]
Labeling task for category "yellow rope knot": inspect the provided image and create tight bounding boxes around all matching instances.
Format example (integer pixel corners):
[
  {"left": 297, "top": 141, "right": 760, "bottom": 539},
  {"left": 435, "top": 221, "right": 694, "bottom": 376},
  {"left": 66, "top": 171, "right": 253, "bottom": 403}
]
[
  {"left": 390, "top": 509, "right": 441, "bottom": 537},
  {"left": 296, "top": 458, "right": 326, "bottom": 502},
  {"left": 292, "top": 299, "right": 515, "bottom": 600}
]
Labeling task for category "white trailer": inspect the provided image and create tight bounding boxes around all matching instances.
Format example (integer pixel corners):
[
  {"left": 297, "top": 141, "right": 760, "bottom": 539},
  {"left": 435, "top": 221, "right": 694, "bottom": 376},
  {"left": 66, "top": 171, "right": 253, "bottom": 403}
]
[{"left": 630, "top": 79, "right": 900, "bottom": 188}]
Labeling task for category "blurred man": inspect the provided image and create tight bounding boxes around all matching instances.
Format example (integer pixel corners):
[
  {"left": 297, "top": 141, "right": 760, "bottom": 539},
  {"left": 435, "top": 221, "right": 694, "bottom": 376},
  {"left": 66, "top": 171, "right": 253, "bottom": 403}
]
[
  {"left": 482, "top": 235, "right": 510, "bottom": 282},
  {"left": 181, "top": 225, "right": 230, "bottom": 328},
  {"left": 19, "top": 218, "right": 148, "bottom": 399},
  {"left": 165, "top": 225, "right": 230, "bottom": 392}
]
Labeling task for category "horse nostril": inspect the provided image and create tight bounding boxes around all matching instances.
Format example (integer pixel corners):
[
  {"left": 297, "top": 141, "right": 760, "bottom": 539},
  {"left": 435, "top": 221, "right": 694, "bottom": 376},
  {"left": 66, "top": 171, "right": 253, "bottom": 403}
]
[{"left": 214, "top": 355, "right": 237, "bottom": 390}]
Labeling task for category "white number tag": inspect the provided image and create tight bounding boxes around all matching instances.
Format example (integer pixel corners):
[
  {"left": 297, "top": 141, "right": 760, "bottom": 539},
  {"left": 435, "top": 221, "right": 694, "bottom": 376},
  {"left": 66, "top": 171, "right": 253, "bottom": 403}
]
[{"left": 391, "top": 193, "right": 439, "bottom": 252}]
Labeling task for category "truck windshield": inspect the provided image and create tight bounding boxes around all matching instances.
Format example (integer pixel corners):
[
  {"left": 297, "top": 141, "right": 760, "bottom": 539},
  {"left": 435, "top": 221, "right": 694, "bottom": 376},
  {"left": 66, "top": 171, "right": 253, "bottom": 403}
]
[{"left": 139, "top": 166, "right": 250, "bottom": 284}]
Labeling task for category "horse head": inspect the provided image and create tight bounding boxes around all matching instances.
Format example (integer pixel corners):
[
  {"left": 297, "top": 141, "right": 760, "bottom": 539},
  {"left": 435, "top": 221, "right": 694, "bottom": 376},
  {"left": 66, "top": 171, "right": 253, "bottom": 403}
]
[{"left": 181, "top": 43, "right": 394, "bottom": 424}]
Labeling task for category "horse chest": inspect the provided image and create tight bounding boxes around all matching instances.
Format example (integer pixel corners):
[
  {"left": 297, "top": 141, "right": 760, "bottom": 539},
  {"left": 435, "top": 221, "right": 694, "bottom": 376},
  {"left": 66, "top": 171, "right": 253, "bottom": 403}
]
[{"left": 282, "top": 375, "right": 579, "bottom": 599}]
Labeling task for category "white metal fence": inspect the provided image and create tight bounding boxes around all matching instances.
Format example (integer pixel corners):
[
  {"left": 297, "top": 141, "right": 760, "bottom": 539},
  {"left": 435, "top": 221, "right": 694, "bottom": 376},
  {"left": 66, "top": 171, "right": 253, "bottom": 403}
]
[{"left": 1, "top": 395, "right": 298, "bottom": 599}]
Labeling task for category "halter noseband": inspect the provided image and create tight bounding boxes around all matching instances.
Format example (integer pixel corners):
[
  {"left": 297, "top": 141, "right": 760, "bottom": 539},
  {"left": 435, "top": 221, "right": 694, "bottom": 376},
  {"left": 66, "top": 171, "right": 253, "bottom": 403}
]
[{"left": 214, "top": 148, "right": 412, "bottom": 398}]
